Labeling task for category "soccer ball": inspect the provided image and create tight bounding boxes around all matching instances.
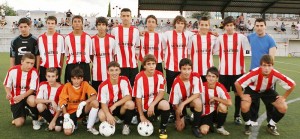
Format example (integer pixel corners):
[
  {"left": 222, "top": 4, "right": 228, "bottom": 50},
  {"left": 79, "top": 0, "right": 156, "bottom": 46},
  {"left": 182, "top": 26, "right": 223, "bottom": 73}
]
[
  {"left": 99, "top": 121, "right": 115, "bottom": 137},
  {"left": 137, "top": 122, "right": 154, "bottom": 136}
]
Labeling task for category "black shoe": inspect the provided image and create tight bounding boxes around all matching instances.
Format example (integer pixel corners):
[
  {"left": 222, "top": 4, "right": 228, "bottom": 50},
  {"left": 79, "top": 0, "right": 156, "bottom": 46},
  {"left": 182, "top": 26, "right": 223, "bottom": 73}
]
[
  {"left": 82, "top": 117, "right": 87, "bottom": 126},
  {"left": 267, "top": 125, "right": 280, "bottom": 136},
  {"left": 192, "top": 127, "right": 202, "bottom": 138},
  {"left": 244, "top": 125, "right": 251, "bottom": 135}
]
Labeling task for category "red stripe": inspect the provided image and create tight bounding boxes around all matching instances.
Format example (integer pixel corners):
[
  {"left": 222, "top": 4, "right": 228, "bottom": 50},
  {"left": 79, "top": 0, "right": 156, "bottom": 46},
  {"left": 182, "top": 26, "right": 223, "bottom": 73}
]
[
  {"left": 128, "top": 27, "right": 134, "bottom": 68},
  {"left": 16, "top": 66, "right": 22, "bottom": 97},
  {"left": 266, "top": 70, "right": 274, "bottom": 90},
  {"left": 213, "top": 86, "right": 218, "bottom": 111},
  {"left": 69, "top": 33, "right": 77, "bottom": 63},
  {"left": 97, "top": 80, "right": 107, "bottom": 101},
  {"left": 154, "top": 33, "right": 159, "bottom": 61},
  {"left": 178, "top": 77, "right": 187, "bottom": 101},
  {"left": 26, "top": 69, "right": 33, "bottom": 92},
  {"left": 255, "top": 72, "right": 263, "bottom": 92},
  {"left": 47, "top": 83, "right": 51, "bottom": 99},
  {"left": 118, "top": 26, "right": 126, "bottom": 67},
  {"left": 144, "top": 32, "right": 149, "bottom": 58},
  {"left": 108, "top": 80, "right": 114, "bottom": 107},
  {"left": 232, "top": 33, "right": 238, "bottom": 75},
  {"left": 191, "top": 37, "right": 195, "bottom": 69},
  {"left": 206, "top": 34, "right": 211, "bottom": 70},
  {"left": 181, "top": 32, "right": 187, "bottom": 64},
  {"left": 95, "top": 36, "right": 102, "bottom": 81},
  {"left": 117, "top": 77, "right": 123, "bottom": 101},
  {"left": 204, "top": 83, "right": 210, "bottom": 114},
  {"left": 133, "top": 73, "right": 142, "bottom": 97},
  {"left": 104, "top": 35, "right": 110, "bottom": 80},
  {"left": 80, "top": 32, "right": 86, "bottom": 63},
  {"left": 223, "top": 34, "right": 228, "bottom": 75},
  {"left": 165, "top": 39, "right": 171, "bottom": 70},
  {"left": 197, "top": 34, "right": 202, "bottom": 74},
  {"left": 240, "top": 42, "right": 245, "bottom": 74},
  {"left": 55, "top": 85, "right": 63, "bottom": 103},
  {"left": 42, "top": 34, "right": 49, "bottom": 68},
  {"left": 53, "top": 33, "right": 58, "bottom": 67},
  {"left": 173, "top": 30, "right": 179, "bottom": 71},
  {"left": 169, "top": 76, "right": 179, "bottom": 104},
  {"left": 142, "top": 72, "right": 150, "bottom": 110}
]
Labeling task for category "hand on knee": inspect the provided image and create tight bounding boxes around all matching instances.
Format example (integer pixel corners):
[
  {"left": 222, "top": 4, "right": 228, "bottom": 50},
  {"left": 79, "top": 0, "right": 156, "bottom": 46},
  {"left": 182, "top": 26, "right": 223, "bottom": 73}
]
[
  {"left": 90, "top": 100, "right": 99, "bottom": 108},
  {"left": 218, "top": 103, "right": 228, "bottom": 113},
  {"left": 55, "top": 126, "right": 62, "bottom": 132},
  {"left": 36, "top": 103, "right": 46, "bottom": 112},
  {"left": 200, "top": 125, "right": 209, "bottom": 135},
  {"left": 192, "top": 99, "right": 202, "bottom": 112},
  {"left": 64, "top": 129, "right": 73, "bottom": 136}
]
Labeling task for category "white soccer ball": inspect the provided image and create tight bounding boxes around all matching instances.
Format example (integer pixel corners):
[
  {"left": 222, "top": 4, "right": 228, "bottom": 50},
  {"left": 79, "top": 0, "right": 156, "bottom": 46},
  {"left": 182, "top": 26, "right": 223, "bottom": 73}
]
[
  {"left": 99, "top": 121, "right": 115, "bottom": 137},
  {"left": 137, "top": 122, "right": 154, "bottom": 136}
]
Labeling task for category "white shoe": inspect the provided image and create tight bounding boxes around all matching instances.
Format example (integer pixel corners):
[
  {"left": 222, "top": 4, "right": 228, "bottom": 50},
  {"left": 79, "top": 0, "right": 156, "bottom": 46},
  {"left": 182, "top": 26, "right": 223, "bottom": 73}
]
[
  {"left": 116, "top": 119, "right": 124, "bottom": 124},
  {"left": 131, "top": 116, "right": 138, "bottom": 125},
  {"left": 122, "top": 124, "right": 130, "bottom": 135},
  {"left": 87, "top": 127, "right": 99, "bottom": 135},
  {"left": 217, "top": 126, "right": 230, "bottom": 135},
  {"left": 32, "top": 120, "right": 41, "bottom": 130}
]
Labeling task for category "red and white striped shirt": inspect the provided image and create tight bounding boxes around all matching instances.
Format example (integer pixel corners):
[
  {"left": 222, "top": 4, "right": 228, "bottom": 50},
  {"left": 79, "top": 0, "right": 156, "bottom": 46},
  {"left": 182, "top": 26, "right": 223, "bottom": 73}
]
[
  {"left": 65, "top": 32, "right": 92, "bottom": 64},
  {"left": 3, "top": 65, "right": 39, "bottom": 105},
  {"left": 97, "top": 76, "right": 132, "bottom": 107},
  {"left": 36, "top": 81, "right": 64, "bottom": 114},
  {"left": 133, "top": 70, "right": 166, "bottom": 111},
  {"left": 38, "top": 32, "right": 65, "bottom": 68},
  {"left": 169, "top": 72, "right": 204, "bottom": 105},
  {"left": 92, "top": 34, "right": 116, "bottom": 81},
  {"left": 201, "top": 82, "right": 230, "bottom": 116},
  {"left": 237, "top": 67, "right": 295, "bottom": 92},
  {"left": 139, "top": 32, "right": 163, "bottom": 63},
  {"left": 189, "top": 33, "right": 217, "bottom": 76},
  {"left": 111, "top": 25, "right": 140, "bottom": 68},
  {"left": 163, "top": 30, "right": 194, "bottom": 72},
  {"left": 215, "top": 33, "right": 250, "bottom": 75}
]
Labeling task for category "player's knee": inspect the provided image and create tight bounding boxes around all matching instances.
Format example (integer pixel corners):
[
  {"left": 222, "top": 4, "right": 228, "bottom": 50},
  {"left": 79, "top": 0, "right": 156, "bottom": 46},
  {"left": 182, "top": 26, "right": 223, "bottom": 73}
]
[
  {"left": 200, "top": 125, "right": 209, "bottom": 135},
  {"left": 159, "top": 100, "right": 170, "bottom": 110},
  {"left": 14, "top": 118, "right": 25, "bottom": 127},
  {"left": 98, "top": 110, "right": 106, "bottom": 122},
  {"left": 26, "top": 95, "right": 36, "bottom": 107},
  {"left": 218, "top": 103, "right": 228, "bottom": 113},
  {"left": 193, "top": 98, "right": 202, "bottom": 111},
  {"left": 125, "top": 100, "right": 135, "bottom": 110},
  {"left": 36, "top": 103, "right": 46, "bottom": 112},
  {"left": 90, "top": 100, "right": 99, "bottom": 108},
  {"left": 276, "top": 104, "right": 288, "bottom": 113},
  {"left": 55, "top": 126, "right": 62, "bottom": 132},
  {"left": 64, "top": 129, "right": 73, "bottom": 136}
]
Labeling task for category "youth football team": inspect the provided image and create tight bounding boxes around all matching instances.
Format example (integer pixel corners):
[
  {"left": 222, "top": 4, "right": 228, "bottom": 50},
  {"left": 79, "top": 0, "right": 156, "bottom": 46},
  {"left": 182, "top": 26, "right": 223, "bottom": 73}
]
[{"left": 3, "top": 7, "right": 296, "bottom": 138}]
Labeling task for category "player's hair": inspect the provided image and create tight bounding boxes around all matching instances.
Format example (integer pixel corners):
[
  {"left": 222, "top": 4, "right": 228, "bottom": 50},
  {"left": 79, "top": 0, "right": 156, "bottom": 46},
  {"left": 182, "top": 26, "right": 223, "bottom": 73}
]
[
  {"left": 120, "top": 8, "right": 131, "bottom": 14},
  {"left": 72, "top": 15, "right": 83, "bottom": 24},
  {"left": 206, "top": 66, "right": 219, "bottom": 77},
  {"left": 146, "top": 15, "right": 157, "bottom": 25},
  {"left": 179, "top": 58, "right": 192, "bottom": 69},
  {"left": 260, "top": 54, "right": 274, "bottom": 65},
  {"left": 70, "top": 66, "right": 84, "bottom": 78},
  {"left": 142, "top": 54, "right": 157, "bottom": 67},
  {"left": 199, "top": 16, "right": 210, "bottom": 25},
  {"left": 223, "top": 16, "right": 235, "bottom": 26},
  {"left": 95, "top": 17, "right": 108, "bottom": 26},
  {"left": 21, "top": 53, "right": 35, "bottom": 61},
  {"left": 173, "top": 15, "right": 187, "bottom": 29},
  {"left": 254, "top": 18, "right": 266, "bottom": 26},
  {"left": 46, "top": 67, "right": 58, "bottom": 76},
  {"left": 107, "top": 61, "right": 120, "bottom": 70},
  {"left": 46, "top": 16, "right": 57, "bottom": 24},
  {"left": 18, "top": 17, "right": 31, "bottom": 26}
]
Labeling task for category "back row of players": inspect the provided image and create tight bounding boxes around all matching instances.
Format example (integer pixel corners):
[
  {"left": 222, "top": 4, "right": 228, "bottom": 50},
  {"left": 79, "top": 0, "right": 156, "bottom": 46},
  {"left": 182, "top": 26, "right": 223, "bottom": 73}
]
[{"left": 5, "top": 8, "right": 295, "bottom": 138}]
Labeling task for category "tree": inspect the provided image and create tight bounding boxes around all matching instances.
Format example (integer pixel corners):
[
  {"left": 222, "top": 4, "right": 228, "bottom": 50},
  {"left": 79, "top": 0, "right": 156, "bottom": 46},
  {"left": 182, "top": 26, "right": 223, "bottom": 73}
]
[
  {"left": 107, "top": 2, "right": 111, "bottom": 17},
  {"left": 191, "top": 11, "right": 210, "bottom": 19},
  {"left": 0, "top": 2, "right": 17, "bottom": 16}
]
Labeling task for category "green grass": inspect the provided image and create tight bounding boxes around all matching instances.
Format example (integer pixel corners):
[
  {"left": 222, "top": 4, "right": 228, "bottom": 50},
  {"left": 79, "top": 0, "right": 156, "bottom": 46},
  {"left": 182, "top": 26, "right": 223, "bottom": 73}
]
[{"left": 0, "top": 52, "right": 299, "bottom": 139}]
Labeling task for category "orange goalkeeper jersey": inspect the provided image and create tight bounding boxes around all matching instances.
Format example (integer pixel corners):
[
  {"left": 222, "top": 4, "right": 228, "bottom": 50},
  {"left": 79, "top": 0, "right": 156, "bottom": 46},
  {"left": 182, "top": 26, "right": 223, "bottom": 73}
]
[{"left": 59, "top": 81, "right": 97, "bottom": 114}]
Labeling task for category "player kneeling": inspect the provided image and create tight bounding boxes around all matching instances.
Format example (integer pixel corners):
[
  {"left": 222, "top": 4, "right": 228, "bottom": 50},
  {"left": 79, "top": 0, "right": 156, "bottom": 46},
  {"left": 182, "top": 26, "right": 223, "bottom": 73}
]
[
  {"left": 36, "top": 68, "right": 64, "bottom": 131},
  {"left": 4, "top": 53, "right": 40, "bottom": 130},
  {"left": 98, "top": 61, "right": 135, "bottom": 135},
  {"left": 235, "top": 55, "right": 296, "bottom": 136},
  {"left": 169, "top": 58, "right": 204, "bottom": 138},
  {"left": 200, "top": 67, "right": 232, "bottom": 136},
  {"left": 58, "top": 67, "right": 99, "bottom": 135},
  {"left": 134, "top": 54, "right": 170, "bottom": 139}
]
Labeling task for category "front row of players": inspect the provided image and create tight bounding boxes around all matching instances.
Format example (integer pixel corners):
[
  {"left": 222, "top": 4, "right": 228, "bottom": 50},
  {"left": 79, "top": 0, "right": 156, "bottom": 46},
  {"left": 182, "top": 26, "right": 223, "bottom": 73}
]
[{"left": 4, "top": 53, "right": 295, "bottom": 137}]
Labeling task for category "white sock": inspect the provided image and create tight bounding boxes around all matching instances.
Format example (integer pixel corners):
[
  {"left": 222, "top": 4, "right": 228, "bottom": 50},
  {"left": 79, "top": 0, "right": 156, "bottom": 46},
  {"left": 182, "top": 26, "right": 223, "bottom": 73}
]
[
  {"left": 269, "top": 119, "right": 276, "bottom": 126},
  {"left": 87, "top": 107, "right": 99, "bottom": 129}
]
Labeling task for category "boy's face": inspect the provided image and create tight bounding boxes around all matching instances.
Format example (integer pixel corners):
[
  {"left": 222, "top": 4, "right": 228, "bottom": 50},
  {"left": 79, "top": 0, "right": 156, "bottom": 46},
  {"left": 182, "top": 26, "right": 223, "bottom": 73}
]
[
  {"left": 144, "top": 60, "right": 156, "bottom": 74},
  {"left": 254, "top": 22, "right": 266, "bottom": 36},
  {"left": 175, "top": 21, "right": 185, "bottom": 31},
  {"left": 206, "top": 72, "right": 218, "bottom": 85},
  {"left": 108, "top": 66, "right": 121, "bottom": 80},
  {"left": 180, "top": 65, "right": 192, "bottom": 80},
  {"left": 71, "top": 77, "right": 83, "bottom": 88},
  {"left": 224, "top": 23, "right": 235, "bottom": 34},
  {"left": 120, "top": 11, "right": 131, "bottom": 25},
  {"left": 18, "top": 23, "right": 30, "bottom": 36},
  {"left": 21, "top": 58, "right": 35, "bottom": 72},
  {"left": 72, "top": 18, "right": 83, "bottom": 30},
  {"left": 260, "top": 62, "right": 273, "bottom": 76},
  {"left": 46, "top": 20, "right": 56, "bottom": 31},
  {"left": 146, "top": 18, "right": 157, "bottom": 30},
  {"left": 96, "top": 23, "right": 107, "bottom": 33},
  {"left": 46, "top": 72, "right": 58, "bottom": 85},
  {"left": 199, "top": 20, "right": 210, "bottom": 32}
]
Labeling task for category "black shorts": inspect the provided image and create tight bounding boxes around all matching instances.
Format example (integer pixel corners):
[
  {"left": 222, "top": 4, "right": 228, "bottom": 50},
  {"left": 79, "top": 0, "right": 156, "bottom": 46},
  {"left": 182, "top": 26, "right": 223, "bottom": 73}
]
[
  {"left": 244, "top": 87, "right": 278, "bottom": 106},
  {"left": 120, "top": 67, "right": 139, "bottom": 87},
  {"left": 65, "top": 63, "right": 91, "bottom": 83},
  {"left": 39, "top": 66, "right": 61, "bottom": 83},
  {"left": 200, "top": 111, "right": 217, "bottom": 127},
  {"left": 140, "top": 63, "right": 163, "bottom": 73},
  {"left": 137, "top": 99, "right": 164, "bottom": 121},
  {"left": 181, "top": 104, "right": 195, "bottom": 118},
  {"left": 69, "top": 106, "right": 86, "bottom": 126},
  {"left": 56, "top": 116, "right": 64, "bottom": 126},
  {"left": 92, "top": 80, "right": 103, "bottom": 91},
  {"left": 166, "top": 69, "right": 180, "bottom": 94},
  {"left": 11, "top": 98, "right": 29, "bottom": 119},
  {"left": 111, "top": 106, "right": 124, "bottom": 120},
  {"left": 219, "top": 74, "right": 243, "bottom": 92}
]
